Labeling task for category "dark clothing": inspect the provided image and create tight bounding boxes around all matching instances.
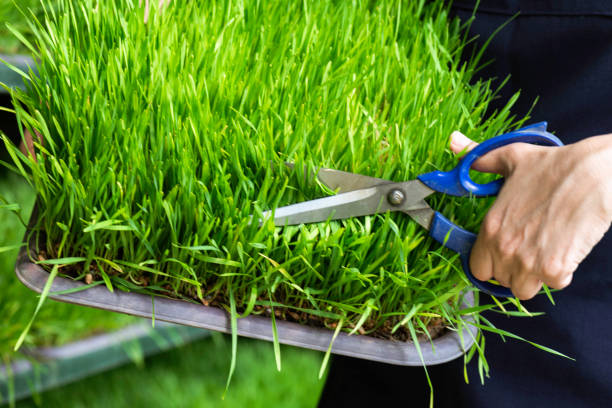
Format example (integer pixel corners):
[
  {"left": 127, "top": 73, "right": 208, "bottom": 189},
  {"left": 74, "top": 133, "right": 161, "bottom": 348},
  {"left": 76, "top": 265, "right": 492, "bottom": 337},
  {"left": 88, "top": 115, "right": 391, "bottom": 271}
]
[{"left": 319, "top": 1, "right": 612, "bottom": 407}]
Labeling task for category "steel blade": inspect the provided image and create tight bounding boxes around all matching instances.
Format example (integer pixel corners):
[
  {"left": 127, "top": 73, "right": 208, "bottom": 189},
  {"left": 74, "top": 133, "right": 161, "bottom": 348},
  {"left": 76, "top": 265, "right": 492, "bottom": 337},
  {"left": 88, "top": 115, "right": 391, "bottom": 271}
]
[
  {"left": 402, "top": 201, "right": 435, "bottom": 230},
  {"left": 262, "top": 180, "right": 436, "bottom": 226},
  {"left": 284, "top": 163, "right": 392, "bottom": 192},
  {"left": 316, "top": 168, "right": 392, "bottom": 192}
]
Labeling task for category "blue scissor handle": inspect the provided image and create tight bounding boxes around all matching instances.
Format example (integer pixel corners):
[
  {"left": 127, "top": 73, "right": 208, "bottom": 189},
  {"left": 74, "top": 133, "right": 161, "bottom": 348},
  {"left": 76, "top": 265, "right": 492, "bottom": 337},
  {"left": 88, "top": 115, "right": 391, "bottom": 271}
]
[
  {"left": 417, "top": 122, "right": 563, "bottom": 197},
  {"left": 429, "top": 212, "right": 512, "bottom": 297},
  {"left": 418, "top": 122, "right": 564, "bottom": 297}
]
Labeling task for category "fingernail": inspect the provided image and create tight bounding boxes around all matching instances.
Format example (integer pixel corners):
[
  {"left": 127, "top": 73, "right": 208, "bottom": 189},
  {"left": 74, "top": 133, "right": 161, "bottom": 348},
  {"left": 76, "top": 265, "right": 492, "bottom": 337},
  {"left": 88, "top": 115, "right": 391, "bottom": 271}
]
[{"left": 450, "top": 131, "right": 471, "bottom": 150}]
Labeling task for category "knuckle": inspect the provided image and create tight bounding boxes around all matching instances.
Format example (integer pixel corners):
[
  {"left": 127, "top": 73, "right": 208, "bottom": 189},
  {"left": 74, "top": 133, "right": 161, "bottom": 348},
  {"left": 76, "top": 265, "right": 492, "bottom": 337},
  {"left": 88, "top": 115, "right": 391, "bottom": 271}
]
[
  {"left": 517, "top": 253, "right": 536, "bottom": 272},
  {"left": 482, "top": 212, "right": 503, "bottom": 238},
  {"left": 540, "top": 258, "right": 562, "bottom": 280},
  {"left": 548, "top": 273, "right": 574, "bottom": 290},
  {"left": 504, "top": 143, "right": 521, "bottom": 158},
  {"left": 496, "top": 231, "right": 521, "bottom": 259},
  {"left": 540, "top": 258, "right": 573, "bottom": 281},
  {"left": 502, "top": 143, "right": 525, "bottom": 166}
]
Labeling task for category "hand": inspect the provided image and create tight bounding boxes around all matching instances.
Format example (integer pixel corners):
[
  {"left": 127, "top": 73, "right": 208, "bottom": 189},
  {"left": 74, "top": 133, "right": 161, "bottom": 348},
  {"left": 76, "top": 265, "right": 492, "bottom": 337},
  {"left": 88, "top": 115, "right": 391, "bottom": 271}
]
[{"left": 449, "top": 130, "right": 612, "bottom": 300}]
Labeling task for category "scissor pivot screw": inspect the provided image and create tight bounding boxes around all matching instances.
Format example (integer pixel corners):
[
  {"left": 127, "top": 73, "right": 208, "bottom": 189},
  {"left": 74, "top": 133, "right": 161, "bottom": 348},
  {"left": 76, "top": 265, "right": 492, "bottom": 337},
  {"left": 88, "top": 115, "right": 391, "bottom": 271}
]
[{"left": 387, "top": 189, "right": 405, "bottom": 206}]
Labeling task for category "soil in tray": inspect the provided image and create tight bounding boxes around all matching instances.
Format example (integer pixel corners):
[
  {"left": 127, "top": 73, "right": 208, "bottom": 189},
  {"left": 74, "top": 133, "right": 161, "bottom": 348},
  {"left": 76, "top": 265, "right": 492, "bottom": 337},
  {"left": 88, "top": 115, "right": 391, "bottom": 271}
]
[
  {"left": 197, "top": 292, "right": 447, "bottom": 342},
  {"left": 34, "top": 246, "right": 449, "bottom": 343}
]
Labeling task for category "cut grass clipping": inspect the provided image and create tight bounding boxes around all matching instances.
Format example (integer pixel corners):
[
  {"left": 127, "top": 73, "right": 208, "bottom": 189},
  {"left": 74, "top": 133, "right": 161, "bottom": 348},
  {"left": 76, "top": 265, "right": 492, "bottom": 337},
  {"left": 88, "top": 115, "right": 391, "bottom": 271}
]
[{"left": 2, "top": 0, "right": 565, "bottom": 396}]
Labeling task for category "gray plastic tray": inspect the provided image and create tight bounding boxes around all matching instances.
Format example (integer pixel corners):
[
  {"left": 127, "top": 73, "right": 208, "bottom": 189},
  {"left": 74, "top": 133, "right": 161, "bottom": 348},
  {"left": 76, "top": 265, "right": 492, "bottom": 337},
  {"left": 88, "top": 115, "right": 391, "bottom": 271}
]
[
  {"left": 0, "top": 321, "right": 209, "bottom": 404},
  {"left": 16, "top": 245, "right": 478, "bottom": 366},
  {"left": 0, "top": 54, "right": 36, "bottom": 93}
]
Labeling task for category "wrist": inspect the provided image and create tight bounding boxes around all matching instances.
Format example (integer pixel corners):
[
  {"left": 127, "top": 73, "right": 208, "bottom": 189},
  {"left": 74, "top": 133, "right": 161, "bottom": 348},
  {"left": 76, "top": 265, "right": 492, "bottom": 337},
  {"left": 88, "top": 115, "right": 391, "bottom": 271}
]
[{"left": 577, "top": 134, "right": 612, "bottom": 218}]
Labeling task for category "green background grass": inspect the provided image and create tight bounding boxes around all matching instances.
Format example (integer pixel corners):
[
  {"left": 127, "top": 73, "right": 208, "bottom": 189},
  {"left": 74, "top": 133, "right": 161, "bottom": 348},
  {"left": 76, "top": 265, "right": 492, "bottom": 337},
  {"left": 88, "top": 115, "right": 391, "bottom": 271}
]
[
  {"left": 0, "top": 0, "right": 56, "bottom": 54},
  {"left": 18, "top": 334, "right": 325, "bottom": 408}
]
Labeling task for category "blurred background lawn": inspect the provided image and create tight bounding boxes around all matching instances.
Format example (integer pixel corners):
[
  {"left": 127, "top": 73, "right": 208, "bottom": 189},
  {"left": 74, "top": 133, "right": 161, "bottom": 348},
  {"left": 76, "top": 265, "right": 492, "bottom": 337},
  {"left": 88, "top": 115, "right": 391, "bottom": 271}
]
[{"left": 19, "top": 334, "right": 325, "bottom": 408}]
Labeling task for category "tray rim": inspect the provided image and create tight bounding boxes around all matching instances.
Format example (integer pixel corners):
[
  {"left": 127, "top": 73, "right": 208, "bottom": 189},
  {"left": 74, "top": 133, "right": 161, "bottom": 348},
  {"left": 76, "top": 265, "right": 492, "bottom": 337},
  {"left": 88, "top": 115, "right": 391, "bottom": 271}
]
[
  {"left": 15, "top": 241, "right": 479, "bottom": 366},
  {"left": 0, "top": 53, "right": 36, "bottom": 93}
]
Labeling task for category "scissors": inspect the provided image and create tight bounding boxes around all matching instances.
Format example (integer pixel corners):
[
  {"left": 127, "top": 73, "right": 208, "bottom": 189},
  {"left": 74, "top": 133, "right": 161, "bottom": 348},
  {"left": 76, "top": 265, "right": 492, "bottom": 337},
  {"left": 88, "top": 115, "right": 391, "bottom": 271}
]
[{"left": 261, "top": 122, "right": 563, "bottom": 297}]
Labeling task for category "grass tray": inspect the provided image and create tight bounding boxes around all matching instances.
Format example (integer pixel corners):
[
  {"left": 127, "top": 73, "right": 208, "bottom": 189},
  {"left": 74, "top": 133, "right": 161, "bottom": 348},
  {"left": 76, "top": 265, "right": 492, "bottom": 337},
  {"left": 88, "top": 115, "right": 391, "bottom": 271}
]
[{"left": 16, "top": 232, "right": 478, "bottom": 367}]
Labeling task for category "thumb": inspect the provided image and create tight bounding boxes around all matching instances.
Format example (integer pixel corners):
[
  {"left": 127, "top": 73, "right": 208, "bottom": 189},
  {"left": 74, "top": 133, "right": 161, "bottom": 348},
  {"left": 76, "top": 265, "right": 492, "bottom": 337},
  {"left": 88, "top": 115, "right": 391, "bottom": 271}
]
[{"left": 449, "top": 131, "right": 514, "bottom": 175}]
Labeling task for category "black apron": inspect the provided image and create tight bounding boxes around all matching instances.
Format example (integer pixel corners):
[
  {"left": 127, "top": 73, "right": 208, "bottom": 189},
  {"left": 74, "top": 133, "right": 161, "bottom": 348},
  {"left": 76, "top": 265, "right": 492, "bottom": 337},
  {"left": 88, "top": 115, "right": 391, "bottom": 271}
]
[{"left": 319, "top": 1, "right": 612, "bottom": 407}]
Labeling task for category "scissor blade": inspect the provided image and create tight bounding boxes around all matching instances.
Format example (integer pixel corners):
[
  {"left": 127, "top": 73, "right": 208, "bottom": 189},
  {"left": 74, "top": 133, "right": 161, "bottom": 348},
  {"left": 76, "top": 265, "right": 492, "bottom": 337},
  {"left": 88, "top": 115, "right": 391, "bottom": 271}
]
[
  {"left": 284, "top": 163, "right": 391, "bottom": 193},
  {"left": 316, "top": 168, "right": 392, "bottom": 192},
  {"left": 402, "top": 201, "right": 435, "bottom": 230},
  {"left": 263, "top": 180, "right": 435, "bottom": 226}
]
